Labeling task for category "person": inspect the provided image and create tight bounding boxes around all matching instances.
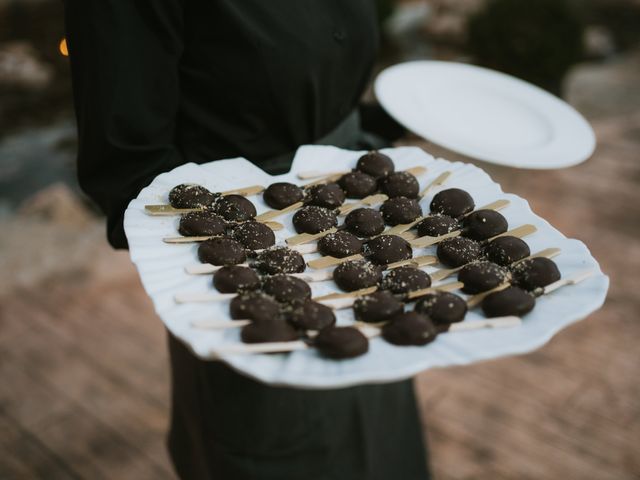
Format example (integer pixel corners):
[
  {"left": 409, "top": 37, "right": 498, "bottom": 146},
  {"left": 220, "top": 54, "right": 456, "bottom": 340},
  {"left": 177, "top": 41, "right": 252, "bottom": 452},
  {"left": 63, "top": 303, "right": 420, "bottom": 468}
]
[{"left": 64, "top": 2, "right": 430, "bottom": 479}]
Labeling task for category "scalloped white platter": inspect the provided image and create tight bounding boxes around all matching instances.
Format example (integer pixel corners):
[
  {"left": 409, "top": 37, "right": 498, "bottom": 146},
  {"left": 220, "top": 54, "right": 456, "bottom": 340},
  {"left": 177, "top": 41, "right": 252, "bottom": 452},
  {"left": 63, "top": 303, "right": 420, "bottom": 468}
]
[{"left": 124, "top": 145, "right": 609, "bottom": 389}]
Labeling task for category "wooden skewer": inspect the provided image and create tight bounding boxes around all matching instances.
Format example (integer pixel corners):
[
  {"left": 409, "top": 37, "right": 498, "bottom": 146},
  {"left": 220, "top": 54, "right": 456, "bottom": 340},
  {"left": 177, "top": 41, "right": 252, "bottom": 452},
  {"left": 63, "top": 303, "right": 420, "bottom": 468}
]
[
  {"left": 204, "top": 315, "right": 521, "bottom": 355},
  {"left": 255, "top": 201, "right": 304, "bottom": 222},
  {"left": 466, "top": 283, "right": 511, "bottom": 308},
  {"left": 145, "top": 185, "right": 265, "bottom": 215},
  {"left": 543, "top": 270, "right": 596, "bottom": 294},
  {"left": 162, "top": 221, "right": 286, "bottom": 244},
  {"left": 392, "top": 198, "right": 510, "bottom": 237},
  {"left": 297, "top": 170, "right": 349, "bottom": 181},
  {"left": 338, "top": 194, "right": 388, "bottom": 215},
  {"left": 322, "top": 281, "right": 464, "bottom": 310},
  {"left": 286, "top": 227, "right": 339, "bottom": 246}
]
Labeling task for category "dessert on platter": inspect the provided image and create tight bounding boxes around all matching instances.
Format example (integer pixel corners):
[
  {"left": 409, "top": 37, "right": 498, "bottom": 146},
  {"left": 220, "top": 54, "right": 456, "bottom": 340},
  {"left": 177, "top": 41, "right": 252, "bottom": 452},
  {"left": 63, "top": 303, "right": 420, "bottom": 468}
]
[{"left": 124, "top": 145, "right": 608, "bottom": 388}]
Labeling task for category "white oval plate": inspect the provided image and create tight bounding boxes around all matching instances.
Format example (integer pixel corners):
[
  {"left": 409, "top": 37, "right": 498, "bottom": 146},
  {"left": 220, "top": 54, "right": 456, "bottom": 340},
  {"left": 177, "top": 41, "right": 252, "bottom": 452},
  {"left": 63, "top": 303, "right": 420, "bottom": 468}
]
[
  {"left": 375, "top": 61, "right": 596, "bottom": 169},
  {"left": 124, "top": 145, "right": 608, "bottom": 389}
]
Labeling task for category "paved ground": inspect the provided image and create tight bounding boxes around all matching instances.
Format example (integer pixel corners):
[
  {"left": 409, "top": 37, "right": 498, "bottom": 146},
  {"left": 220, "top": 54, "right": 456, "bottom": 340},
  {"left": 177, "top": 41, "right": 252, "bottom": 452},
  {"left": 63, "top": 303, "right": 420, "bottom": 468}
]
[{"left": 0, "top": 51, "right": 639, "bottom": 479}]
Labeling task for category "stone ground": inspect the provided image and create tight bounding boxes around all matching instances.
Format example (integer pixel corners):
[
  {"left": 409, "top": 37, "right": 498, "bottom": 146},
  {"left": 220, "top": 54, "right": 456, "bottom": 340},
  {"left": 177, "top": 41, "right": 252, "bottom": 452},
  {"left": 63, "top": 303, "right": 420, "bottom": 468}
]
[{"left": 0, "top": 51, "right": 639, "bottom": 479}]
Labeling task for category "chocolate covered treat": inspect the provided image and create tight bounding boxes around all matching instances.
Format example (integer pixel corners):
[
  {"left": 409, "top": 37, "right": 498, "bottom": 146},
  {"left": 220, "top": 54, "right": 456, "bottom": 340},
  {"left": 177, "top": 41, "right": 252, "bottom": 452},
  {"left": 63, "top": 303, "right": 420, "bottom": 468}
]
[
  {"left": 365, "top": 235, "right": 413, "bottom": 265},
  {"left": 356, "top": 151, "right": 394, "bottom": 178},
  {"left": 241, "top": 319, "right": 299, "bottom": 343},
  {"left": 462, "top": 210, "right": 508, "bottom": 241},
  {"left": 230, "top": 221, "right": 276, "bottom": 250},
  {"left": 317, "top": 231, "right": 363, "bottom": 258},
  {"left": 430, "top": 188, "right": 475, "bottom": 218},
  {"left": 378, "top": 171, "right": 420, "bottom": 198},
  {"left": 353, "top": 290, "right": 404, "bottom": 323},
  {"left": 382, "top": 312, "right": 438, "bottom": 346},
  {"left": 292, "top": 206, "right": 338, "bottom": 234},
  {"left": 414, "top": 291, "right": 467, "bottom": 330},
  {"left": 511, "top": 257, "right": 561, "bottom": 293},
  {"left": 458, "top": 261, "right": 511, "bottom": 294},
  {"left": 344, "top": 208, "right": 385, "bottom": 238},
  {"left": 437, "top": 237, "right": 482, "bottom": 267},
  {"left": 213, "top": 265, "right": 260, "bottom": 293},
  {"left": 485, "top": 236, "right": 531, "bottom": 266},
  {"left": 285, "top": 300, "right": 336, "bottom": 330},
  {"left": 261, "top": 274, "right": 312, "bottom": 304},
  {"left": 230, "top": 291, "right": 280, "bottom": 321},
  {"left": 178, "top": 211, "right": 226, "bottom": 236},
  {"left": 416, "top": 214, "right": 460, "bottom": 238},
  {"left": 213, "top": 194, "right": 257, "bottom": 222},
  {"left": 380, "top": 197, "right": 422, "bottom": 226},
  {"left": 381, "top": 266, "right": 431, "bottom": 295},
  {"left": 333, "top": 260, "right": 383, "bottom": 292},
  {"left": 314, "top": 326, "right": 369, "bottom": 359},
  {"left": 253, "top": 246, "right": 306, "bottom": 275},
  {"left": 263, "top": 182, "right": 304, "bottom": 210},
  {"left": 482, "top": 286, "right": 535, "bottom": 317},
  {"left": 169, "top": 184, "right": 218, "bottom": 209},
  {"left": 198, "top": 237, "right": 246, "bottom": 265},
  {"left": 304, "top": 183, "right": 346, "bottom": 209},
  {"left": 338, "top": 171, "right": 378, "bottom": 198}
]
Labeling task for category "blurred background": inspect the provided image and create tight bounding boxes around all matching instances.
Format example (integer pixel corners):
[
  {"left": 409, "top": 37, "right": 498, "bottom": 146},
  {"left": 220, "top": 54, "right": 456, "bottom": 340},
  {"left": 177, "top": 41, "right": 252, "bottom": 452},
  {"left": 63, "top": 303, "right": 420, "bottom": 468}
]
[{"left": 0, "top": 0, "right": 639, "bottom": 478}]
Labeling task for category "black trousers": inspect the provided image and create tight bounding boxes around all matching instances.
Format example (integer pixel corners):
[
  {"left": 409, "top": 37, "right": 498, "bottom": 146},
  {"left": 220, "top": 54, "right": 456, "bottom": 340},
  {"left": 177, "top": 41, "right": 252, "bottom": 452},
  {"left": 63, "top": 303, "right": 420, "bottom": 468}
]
[
  {"left": 167, "top": 108, "right": 430, "bottom": 479},
  {"left": 167, "top": 334, "right": 430, "bottom": 480}
]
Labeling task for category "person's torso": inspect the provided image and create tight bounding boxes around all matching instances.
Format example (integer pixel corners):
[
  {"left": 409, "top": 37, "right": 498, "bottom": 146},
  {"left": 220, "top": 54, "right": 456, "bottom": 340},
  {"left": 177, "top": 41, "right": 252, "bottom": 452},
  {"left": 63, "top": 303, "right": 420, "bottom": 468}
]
[{"left": 176, "top": 0, "right": 379, "bottom": 163}]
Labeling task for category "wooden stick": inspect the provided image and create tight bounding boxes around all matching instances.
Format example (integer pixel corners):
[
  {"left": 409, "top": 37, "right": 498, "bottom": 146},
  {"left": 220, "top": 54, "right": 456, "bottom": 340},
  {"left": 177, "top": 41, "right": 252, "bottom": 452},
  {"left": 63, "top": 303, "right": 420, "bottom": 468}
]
[
  {"left": 418, "top": 171, "right": 452, "bottom": 199},
  {"left": 431, "top": 247, "right": 561, "bottom": 284},
  {"left": 338, "top": 194, "right": 389, "bottom": 215},
  {"left": 404, "top": 199, "right": 511, "bottom": 243},
  {"left": 144, "top": 185, "right": 265, "bottom": 214},
  {"left": 255, "top": 201, "right": 304, "bottom": 222},
  {"left": 297, "top": 170, "right": 349, "bottom": 181},
  {"left": 543, "top": 270, "right": 596, "bottom": 294},
  {"left": 286, "top": 227, "right": 339, "bottom": 246},
  {"left": 205, "top": 315, "right": 520, "bottom": 355},
  {"left": 466, "top": 283, "right": 511, "bottom": 308}
]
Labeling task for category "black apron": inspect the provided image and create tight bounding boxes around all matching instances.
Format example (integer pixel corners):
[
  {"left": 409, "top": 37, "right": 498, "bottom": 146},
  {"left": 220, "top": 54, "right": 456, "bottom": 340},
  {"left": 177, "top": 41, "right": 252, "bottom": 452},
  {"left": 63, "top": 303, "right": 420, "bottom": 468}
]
[{"left": 167, "top": 111, "right": 431, "bottom": 480}]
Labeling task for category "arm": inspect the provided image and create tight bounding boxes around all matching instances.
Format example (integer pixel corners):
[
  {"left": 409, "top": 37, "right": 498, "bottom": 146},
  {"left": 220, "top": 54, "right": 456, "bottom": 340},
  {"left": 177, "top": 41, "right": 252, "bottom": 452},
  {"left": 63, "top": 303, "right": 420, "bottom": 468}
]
[{"left": 65, "top": 0, "right": 184, "bottom": 248}]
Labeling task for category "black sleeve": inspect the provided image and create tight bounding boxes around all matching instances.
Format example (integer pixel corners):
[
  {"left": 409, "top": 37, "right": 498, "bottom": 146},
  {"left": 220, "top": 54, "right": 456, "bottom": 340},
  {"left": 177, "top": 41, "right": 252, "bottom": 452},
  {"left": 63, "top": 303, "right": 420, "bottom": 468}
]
[{"left": 65, "top": 0, "right": 184, "bottom": 248}]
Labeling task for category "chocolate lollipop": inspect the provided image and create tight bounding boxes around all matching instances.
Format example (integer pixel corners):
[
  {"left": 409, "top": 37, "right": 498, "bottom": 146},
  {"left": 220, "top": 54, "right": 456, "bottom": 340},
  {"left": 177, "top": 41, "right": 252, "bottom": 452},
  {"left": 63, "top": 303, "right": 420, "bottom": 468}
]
[
  {"left": 482, "top": 286, "right": 536, "bottom": 317},
  {"left": 198, "top": 237, "right": 247, "bottom": 265},
  {"left": 380, "top": 197, "right": 422, "bottom": 226},
  {"left": 230, "top": 291, "right": 280, "bottom": 321},
  {"left": 458, "top": 261, "right": 511, "bottom": 294},
  {"left": 415, "top": 214, "right": 460, "bottom": 238},
  {"left": 263, "top": 182, "right": 304, "bottom": 210},
  {"left": 511, "top": 257, "right": 561, "bottom": 292},
  {"left": 178, "top": 211, "right": 226, "bottom": 236},
  {"left": 430, "top": 188, "right": 475, "bottom": 218},
  {"left": 437, "top": 237, "right": 483, "bottom": 268},
  {"left": 261, "top": 274, "right": 312, "bottom": 304},
  {"left": 285, "top": 300, "right": 336, "bottom": 330},
  {"left": 382, "top": 312, "right": 438, "bottom": 346},
  {"left": 344, "top": 208, "right": 385, "bottom": 238},
  {"left": 230, "top": 221, "right": 276, "bottom": 250},
  {"left": 213, "top": 265, "right": 260, "bottom": 293},
  {"left": 333, "top": 260, "right": 383, "bottom": 292},
  {"left": 353, "top": 290, "right": 404, "bottom": 323},
  {"left": 317, "top": 231, "right": 363, "bottom": 258},
  {"left": 314, "top": 326, "right": 369, "bottom": 359},
  {"left": 485, "top": 236, "right": 531, "bottom": 266},
  {"left": 292, "top": 206, "right": 338, "bottom": 234},
  {"left": 364, "top": 235, "right": 413, "bottom": 266},
  {"left": 241, "top": 319, "right": 300, "bottom": 344},
  {"left": 213, "top": 194, "right": 257, "bottom": 222},
  {"left": 338, "top": 171, "right": 378, "bottom": 198},
  {"left": 356, "top": 151, "right": 394, "bottom": 178},
  {"left": 169, "top": 184, "right": 218, "bottom": 209},
  {"left": 381, "top": 266, "right": 431, "bottom": 296},
  {"left": 253, "top": 246, "right": 306, "bottom": 274},
  {"left": 462, "top": 210, "right": 508, "bottom": 241},
  {"left": 378, "top": 171, "right": 420, "bottom": 198},
  {"left": 414, "top": 291, "right": 467, "bottom": 331},
  {"left": 304, "top": 183, "right": 346, "bottom": 209}
]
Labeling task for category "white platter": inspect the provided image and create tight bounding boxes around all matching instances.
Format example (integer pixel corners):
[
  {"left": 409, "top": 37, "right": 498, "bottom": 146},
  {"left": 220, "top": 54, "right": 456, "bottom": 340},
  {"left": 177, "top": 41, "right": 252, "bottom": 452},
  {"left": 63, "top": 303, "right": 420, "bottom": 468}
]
[
  {"left": 375, "top": 61, "right": 596, "bottom": 169},
  {"left": 124, "top": 145, "right": 608, "bottom": 389}
]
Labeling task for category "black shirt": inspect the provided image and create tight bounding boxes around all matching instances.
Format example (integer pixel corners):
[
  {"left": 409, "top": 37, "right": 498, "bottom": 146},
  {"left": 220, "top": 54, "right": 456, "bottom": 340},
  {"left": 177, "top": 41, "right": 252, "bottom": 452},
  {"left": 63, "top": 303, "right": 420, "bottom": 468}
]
[{"left": 64, "top": 0, "right": 379, "bottom": 248}]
